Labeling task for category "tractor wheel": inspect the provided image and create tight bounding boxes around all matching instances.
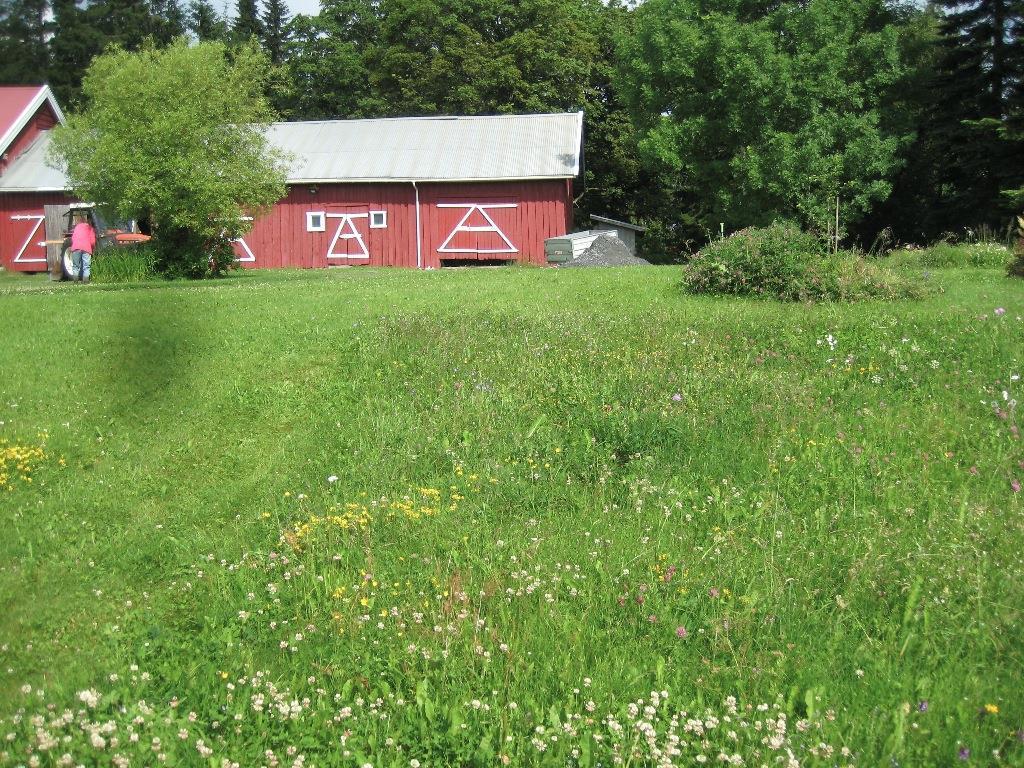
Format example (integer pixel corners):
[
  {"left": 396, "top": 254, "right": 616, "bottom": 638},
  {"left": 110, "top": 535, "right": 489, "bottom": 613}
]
[{"left": 61, "top": 246, "right": 76, "bottom": 281}]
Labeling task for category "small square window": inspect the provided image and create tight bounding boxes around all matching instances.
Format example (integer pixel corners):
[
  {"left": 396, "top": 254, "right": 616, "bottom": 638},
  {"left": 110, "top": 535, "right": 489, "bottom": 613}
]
[
  {"left": 306, "top": 211, "right": 325, "bottom": 232},
  {"left": 370, "top": 210, "right": 387, "bottom": 229}
]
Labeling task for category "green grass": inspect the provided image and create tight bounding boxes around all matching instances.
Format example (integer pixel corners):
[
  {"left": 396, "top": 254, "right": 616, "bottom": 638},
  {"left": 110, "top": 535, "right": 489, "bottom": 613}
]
[
  {"left": 884, "top": 242, "right": 1013, "bottom": 270},
  {"left": 0, "top": 266, "right": 1021, "bottom": 766}
]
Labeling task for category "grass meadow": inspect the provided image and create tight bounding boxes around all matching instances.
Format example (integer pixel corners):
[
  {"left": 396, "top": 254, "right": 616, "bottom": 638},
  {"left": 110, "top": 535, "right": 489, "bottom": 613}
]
[{"left": 0, "top": 264, "right": 1021, "bottom": 767}]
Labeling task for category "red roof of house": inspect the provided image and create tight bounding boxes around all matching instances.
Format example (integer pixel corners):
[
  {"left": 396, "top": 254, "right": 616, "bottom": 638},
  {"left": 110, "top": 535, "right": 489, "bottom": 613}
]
[{"left": 0, "top": 85, "right": 64, "bottom": 158}]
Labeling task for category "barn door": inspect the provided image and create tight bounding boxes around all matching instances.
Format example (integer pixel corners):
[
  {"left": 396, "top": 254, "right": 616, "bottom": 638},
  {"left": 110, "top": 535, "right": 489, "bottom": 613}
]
[
  {"left": 7, "top": 208, "right": 47, "bottom": 266},
  {"left": 325, "top": 205, "right": 370, "bottom": 263},
  {"left": 44, "top": 205, "right": 70, "bottom": 264},
  {"left": 435, "top": 199, "right": 518, "bottom": 258}
]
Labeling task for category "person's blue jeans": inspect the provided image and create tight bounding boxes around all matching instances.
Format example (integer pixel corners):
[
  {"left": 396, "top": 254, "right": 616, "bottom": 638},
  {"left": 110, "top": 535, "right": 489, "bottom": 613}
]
[{"left": 71, "top": 250, "right": 92, "bottom": 280}]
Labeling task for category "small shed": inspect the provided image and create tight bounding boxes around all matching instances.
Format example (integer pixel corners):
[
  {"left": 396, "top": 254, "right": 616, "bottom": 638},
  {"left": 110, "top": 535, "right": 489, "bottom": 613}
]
[{"left": 589, "top": 215, "right": 646, "bottom": 256}]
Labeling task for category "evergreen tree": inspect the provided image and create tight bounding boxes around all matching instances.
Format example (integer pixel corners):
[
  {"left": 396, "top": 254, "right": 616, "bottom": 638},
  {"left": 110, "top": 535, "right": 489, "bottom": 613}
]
[
  {"left": 0, "top": 0, "right": 48, "bottom": 85},
  {"left": 260, "top": 0, "right": 289, "bottom": 63},
  {"left": 616, "top": 0, "right": 919, "bottom": 239},
  {"left": 927, "top": 0, "right": 1024, "bottom": 236},
  {"left": 189, "top": 0, "right": 228, "bottom": 40},
  {"left": 87, "top": 0, "right": 159, "bottom": 51},
  {"left": 149, "top": 0, "right": 187, "bottom": 43},
  {"left": 47, "top": 0, "right": 106, "bottom": 105},
  {"left": 233, "top": 0, "right": 262, "bottom": 42}
]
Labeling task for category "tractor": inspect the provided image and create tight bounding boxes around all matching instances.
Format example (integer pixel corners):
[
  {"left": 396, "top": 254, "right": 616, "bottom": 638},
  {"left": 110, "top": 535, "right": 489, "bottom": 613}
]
[{"left": 45, "top": 202, "right": 150, "bottom": 281}]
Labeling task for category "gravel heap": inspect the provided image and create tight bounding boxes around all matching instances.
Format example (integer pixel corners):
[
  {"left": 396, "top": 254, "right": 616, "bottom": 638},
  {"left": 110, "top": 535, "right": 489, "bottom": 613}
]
[{"left": 558, "top": 233, "right": 651, "bottom": 267}]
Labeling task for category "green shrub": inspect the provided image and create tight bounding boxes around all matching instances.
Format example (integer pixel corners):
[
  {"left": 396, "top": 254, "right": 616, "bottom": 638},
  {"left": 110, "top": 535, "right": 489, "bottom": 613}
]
[
  {"left": 684, "top": 222, "right": 921, "bottom": 301},
  {"left": 1009, "top": 249, "right": 1024, "bottom": 278},
  {"left": 886, "top": 242, "right": 1011, "bottom": 269},
  {"left": 91, "top": 243, "right": 158, "bottom": 284}
]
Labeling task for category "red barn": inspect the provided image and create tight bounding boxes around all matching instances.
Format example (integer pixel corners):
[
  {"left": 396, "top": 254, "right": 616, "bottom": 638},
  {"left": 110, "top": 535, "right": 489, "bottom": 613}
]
[
  {"left": 0, "top": 86, "right": 72, "bottom": 271},
  {"left": 0, "top": 90, "right": 582, "bottom": 271}
]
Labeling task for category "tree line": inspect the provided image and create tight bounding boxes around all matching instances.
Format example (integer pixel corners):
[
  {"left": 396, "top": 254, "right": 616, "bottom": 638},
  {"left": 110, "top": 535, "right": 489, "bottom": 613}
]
[{"left": 2, "top": 0, "right": 1023, "bottom": 258}]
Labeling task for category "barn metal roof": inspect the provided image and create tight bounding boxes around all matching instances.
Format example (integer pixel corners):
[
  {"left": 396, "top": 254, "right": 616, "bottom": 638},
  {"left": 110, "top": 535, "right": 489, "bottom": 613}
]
[
  {"left": 271, "top": 112, "right": 583, "bottom": 182},
  {"left": 0, "top": 111, "right": 583, "bottom": 192},
  {"left": 0, "top": 131, "right": 66, "bottom": 191}
]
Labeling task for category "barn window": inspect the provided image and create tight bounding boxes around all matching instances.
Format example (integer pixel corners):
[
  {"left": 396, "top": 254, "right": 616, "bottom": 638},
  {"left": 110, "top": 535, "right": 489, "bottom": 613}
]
[
  {"left": 370, "top": 210, "right": 387, "bottom": 229},
  {"left": 306, "top": 211, "right": 325, "bottom": 232}
]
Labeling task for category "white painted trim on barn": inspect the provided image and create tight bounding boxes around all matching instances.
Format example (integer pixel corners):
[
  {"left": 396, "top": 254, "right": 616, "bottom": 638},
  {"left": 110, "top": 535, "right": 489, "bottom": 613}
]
[
  {"left": 437, "top": 203, "right": 518, "bottom": 254},
  {"left": 233, "top": 216, "right": 256, "bottom": 263},
  {"left": 325, "top": 212, "right": 369, "bottom": 260},
  {"left": 306, "top": 211, "right": 325, "bottom": 232},
  {"left": 2, "top": 178, "right": 573, "bottom": 193},
  {"left": 0, "top": 86, "right": 65, "bottom": 160},
  {"left": 0, "top": 186, "right": 67, "bottom": 192},
  {"left": 287, "top": 175, "right": 576, "bottom": 184},
  {"left": 412, "top": 181, "right": 422, "bottom": 269}
]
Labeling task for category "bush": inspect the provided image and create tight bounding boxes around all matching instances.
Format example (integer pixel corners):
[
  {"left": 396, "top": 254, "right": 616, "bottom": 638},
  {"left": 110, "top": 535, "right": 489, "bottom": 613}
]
[
  {"left": 1010, "top": 249, "right": 1024, "bottom": 279},
  {"left": 886, "top": 242, "right": 1011, "bottom": 269},
  {"left": 150, "top": 229, "right": 238, "bottom": 279},
  {"left": 683, "top": 222, "right": 922, "bottom": 301},
  {"left": 91, "top": 243, "right": 158, "bottom": 284}
]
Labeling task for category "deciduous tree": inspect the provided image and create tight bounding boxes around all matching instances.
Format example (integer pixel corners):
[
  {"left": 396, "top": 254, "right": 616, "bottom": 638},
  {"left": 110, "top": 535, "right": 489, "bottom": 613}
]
[
  {"left": 616, "top": 0, "right": 918, "bottom": 237},
  {"left": 49, "top": 40, "right": 289, "bottom": 276}
]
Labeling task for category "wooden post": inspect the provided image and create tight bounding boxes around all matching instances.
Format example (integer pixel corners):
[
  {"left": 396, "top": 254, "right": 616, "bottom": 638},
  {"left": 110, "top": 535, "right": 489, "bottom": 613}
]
[{"left": 835, "top": 195, "right": 840, "bottom": 254}]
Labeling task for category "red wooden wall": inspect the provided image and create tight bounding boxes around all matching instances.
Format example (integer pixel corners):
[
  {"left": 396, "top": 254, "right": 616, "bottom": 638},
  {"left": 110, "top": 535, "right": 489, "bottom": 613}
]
[
  {"left": 1, "top": 180, "right": 572, "bottom": 272},
  {"left": 235, "top": 179, "right": 572, "bottom": 269},
  {"left": 0, "top": 191, "right": 72, "bottom": 271}
]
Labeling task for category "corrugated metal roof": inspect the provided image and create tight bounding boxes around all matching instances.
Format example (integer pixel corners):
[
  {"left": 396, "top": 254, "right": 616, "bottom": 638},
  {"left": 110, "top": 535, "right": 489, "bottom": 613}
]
[
  {"left": 0, "top": 131, "right": 66, "bottom": 191},
  {"left": 0, "top": 112, "right": 583, "bottom": 192},
  {"left": 272, "top": 112, "right": 582, "bottom": 182}
]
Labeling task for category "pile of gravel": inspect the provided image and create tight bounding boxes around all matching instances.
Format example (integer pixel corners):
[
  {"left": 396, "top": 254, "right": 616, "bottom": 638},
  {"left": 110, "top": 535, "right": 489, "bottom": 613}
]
[{"left": 558, "top": 233, "right": 650, "bottom": 267}]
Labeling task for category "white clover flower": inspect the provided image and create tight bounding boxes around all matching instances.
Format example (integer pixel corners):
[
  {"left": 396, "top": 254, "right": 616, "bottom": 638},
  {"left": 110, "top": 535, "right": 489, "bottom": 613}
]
[{"left": 77, "top": 690, "right": 101, "bottom": 709}]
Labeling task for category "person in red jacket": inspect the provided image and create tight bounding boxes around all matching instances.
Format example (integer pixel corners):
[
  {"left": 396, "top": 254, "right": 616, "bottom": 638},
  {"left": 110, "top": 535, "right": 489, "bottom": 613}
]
[{"left": 70, "top": 213, "right": 96, "bottom": 284}]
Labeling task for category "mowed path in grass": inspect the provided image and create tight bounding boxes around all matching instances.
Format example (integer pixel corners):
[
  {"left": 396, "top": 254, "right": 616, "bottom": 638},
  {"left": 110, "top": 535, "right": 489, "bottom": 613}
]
[{"left": 0, "top": 266, "right": 1021, "bottom": 766}]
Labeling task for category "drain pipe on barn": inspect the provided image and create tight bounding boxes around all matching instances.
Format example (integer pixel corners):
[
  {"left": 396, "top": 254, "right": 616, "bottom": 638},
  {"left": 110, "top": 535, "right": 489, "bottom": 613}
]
[{"left": 412, "top": 180, "right": 422, "bottom": 269}]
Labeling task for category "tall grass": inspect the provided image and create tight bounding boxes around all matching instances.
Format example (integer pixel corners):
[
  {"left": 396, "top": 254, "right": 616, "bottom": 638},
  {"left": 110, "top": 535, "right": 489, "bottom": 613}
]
[
  {"left": 885, "top": 241, "right": 1011, "bottom": 269},
  {"left": 90, "top": 243, "right": 158, "bottom": 284},
  {"left": 0, "top": 267, "right": 1020, "bottom": 766}
]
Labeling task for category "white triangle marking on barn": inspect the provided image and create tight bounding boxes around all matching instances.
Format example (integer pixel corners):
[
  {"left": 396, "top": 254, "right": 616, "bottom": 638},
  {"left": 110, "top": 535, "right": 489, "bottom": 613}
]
[{"left": 437, "top": 203, "right": 518, "bottom": 254}]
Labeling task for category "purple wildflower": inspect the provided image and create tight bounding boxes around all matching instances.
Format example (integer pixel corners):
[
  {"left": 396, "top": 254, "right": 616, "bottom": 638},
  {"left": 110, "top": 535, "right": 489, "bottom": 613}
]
[
  {"left": 917, "top": 700, "right": 928, "bottom": 712},
  {"left": 676, "top": 626, "right": 688, "bottom": 639},
  {"left": 671, "top": 393, "right": 682, "bottom": 402},
  {"left": 994, "top": 307, "right": 1006, "bottom": 316},
  {"left": 958, "top": 747, "right": 970, "bottom": 761}
]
